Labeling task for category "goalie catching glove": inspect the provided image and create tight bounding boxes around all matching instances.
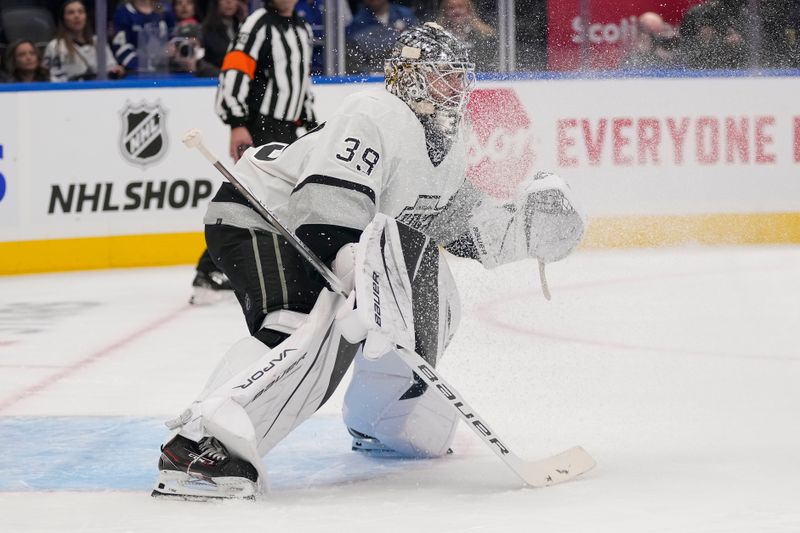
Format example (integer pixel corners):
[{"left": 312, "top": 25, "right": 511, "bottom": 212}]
[{"left": 468, "top": 172, "right": 586, "bottom": 269}]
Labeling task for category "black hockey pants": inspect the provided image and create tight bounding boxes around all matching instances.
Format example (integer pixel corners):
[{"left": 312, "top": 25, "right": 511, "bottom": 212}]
[{"left": 205, "top": 223, "right": 326, "bottom": 337}]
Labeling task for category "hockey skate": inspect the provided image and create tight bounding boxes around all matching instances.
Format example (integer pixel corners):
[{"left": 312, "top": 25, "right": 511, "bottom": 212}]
[
  {"left": 189, "top": 270, "right": 233, "bottom": 305},
  {"left": 348, "top": 427, "right": 397, "bottom": 454},
  {"left": 152, "top": 434, "right": 259, "bottom": 500},
  {"left": 349, "top": 427, "right": 453, "bottom": 456}
]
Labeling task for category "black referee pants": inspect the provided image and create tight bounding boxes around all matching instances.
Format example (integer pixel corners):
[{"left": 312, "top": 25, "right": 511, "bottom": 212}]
[{"left": 249, "top": 116, "right": 300, "bottom": 146}]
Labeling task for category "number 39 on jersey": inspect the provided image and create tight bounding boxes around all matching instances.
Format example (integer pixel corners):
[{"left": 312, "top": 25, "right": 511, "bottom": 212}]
[{"left": 336, "top": 137, "right": 380, "bottom": 176}]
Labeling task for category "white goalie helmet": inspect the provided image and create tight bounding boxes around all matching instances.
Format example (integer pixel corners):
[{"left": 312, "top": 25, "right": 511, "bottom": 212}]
[{"left": 385, "top": 22, "right": 476, "bottom": 120}]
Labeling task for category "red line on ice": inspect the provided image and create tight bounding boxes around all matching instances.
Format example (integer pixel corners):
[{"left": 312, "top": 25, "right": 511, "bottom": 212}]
[
  {"left": 0, "top": 304, "right": 190, "bottom": 413},
  {"left": 476, "top": 265, "right": 800, "bottom": 363}
]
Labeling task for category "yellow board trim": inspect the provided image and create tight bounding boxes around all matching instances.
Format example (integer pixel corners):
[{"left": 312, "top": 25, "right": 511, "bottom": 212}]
[
  {"left": 584, "top": 212, "right": 800, "bottom": 249},
  {"left": 0, "top": 232, "right": 207, "bottom": 275},
  {"left": 1, "top": 212, "right": 799, "bottom": 275}
]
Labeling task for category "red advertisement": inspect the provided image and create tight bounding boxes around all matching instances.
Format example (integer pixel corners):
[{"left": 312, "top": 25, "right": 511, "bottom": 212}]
[
  {"left": 547, "top": 0, "right": 704, "bottom": 70},
  {"left": 466, "top": 88, "right": 536, "bottom": 198}
]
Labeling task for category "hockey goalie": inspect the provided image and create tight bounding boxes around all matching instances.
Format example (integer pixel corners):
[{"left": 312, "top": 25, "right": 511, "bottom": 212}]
[{"left": 152, "top": 22, "right": 586, "bottom": 500}]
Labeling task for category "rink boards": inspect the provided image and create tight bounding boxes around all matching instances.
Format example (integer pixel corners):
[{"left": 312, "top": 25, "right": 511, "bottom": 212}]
[{"left": 1, "top": 74, "right": 799, "bottom": 274}]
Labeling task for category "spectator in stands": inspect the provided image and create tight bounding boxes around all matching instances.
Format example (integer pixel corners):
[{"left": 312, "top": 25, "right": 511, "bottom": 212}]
[
  {"left": 395, "top": 0, "right": 438, "bottom": 20},
  {"left": 0, "top": 25, "right": 7, "bottom": 81},
  {"left": 295, "top": 0, "right": 353, "bottom": 74},
  {"left": 5, "top": 39, "right": 50, "bottom": 82},
  {"left": 111, "top": 0, "right": 176, "bottom": 75},
  {"left": 174, "top": 0, "right": 200, "bottom": 25},
  {"left": 437, "top": 0, "right": 497, "bottom": 71},
  {"left": 0, "top": 45, "right": 11, "bottom": 82},
  {"left": 295, "top": 0, "right": 324, "bottom": 74},
  {"left": 168, "top": 21, "right": 219, "bottom": 76},
  {"left": 619, "top": 12, "right": 678, "bottom": 70},
  {"left": 678, "top": 0, "right": 753, "bottom": 69},
  {"left": 43, "top": 0, "right": 124, "bottom": 81},
  {"left": 201, "top": 0, "right": 248, "bottom": 69},
  {"left": 758, "top": 0, "right": 800, "bottom": 68},
  {"left": 513, "top": 0, "right": 548, "bottom": 71},
  {"left": 346, "top": 0, "right": 417, "bottom": 74}
]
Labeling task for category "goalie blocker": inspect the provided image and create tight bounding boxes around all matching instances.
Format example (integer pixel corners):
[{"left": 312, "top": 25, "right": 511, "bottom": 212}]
[{"left": 153, "top": 215, "right": 463, "bottom": 499}]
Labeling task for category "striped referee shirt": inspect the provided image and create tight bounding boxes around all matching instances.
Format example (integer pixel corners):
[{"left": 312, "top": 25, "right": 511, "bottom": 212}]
[{"left": 215, "top": 8, "right": 316, "bottom": 129}]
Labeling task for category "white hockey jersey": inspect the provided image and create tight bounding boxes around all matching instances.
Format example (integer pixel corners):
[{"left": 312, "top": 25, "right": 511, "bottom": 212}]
[
  {"left": 205, "top": 90, "right": 473, "bottom": 245},
  {"left": 42, "top": 38, "right": 119, "bottom": 82}
]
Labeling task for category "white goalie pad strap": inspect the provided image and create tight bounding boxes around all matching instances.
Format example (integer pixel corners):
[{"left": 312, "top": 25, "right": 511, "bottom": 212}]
[
  {"left": 260, "top": 309, "right": 308, "bottom": 335},
  {"left": 332, "top": 242, "right": 358, "bottom": 294},
  {"left": 469, "top": 172, "right": 586, "bottom": 268}
]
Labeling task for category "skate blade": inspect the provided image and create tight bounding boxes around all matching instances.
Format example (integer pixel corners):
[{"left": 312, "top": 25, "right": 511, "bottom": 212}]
[
  {"left": 351, "top": 437, "right": 399, "bottom": 455},
  {"left": 189, "top": 287, "right": 234, "bottom": 306},
  {"left": 151, "top": 470, "right": 258, "bottom": 501}
]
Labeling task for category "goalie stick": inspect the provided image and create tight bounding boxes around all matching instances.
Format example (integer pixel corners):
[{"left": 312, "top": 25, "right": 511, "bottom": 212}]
[{"left": 182, "top": 129, "right": 595, "bottom": 488}]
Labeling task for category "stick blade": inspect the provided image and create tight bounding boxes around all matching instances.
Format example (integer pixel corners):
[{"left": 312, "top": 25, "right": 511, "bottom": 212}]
[{"left": 519, "top": 446, "right": 596, "bottom": 488}]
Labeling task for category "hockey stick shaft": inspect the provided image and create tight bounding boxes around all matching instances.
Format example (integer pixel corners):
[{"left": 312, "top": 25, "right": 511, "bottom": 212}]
[
  {"left": 183, "top": 129, "right": 594, "bottom": 487},
  {"left": 182, "top": 129, "right": 347, "bottom": 297}
]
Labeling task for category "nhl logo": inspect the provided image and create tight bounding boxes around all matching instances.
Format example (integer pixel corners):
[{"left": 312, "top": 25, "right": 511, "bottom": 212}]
[{"left": 119, "top": 101, "right": 168, "bottom": 167}]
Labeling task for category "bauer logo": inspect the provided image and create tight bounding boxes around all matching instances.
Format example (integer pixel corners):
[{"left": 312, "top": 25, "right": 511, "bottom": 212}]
[
  {"left": 119, "top": 101, "right": 168, "bottom": 167},
  {"left": 466, "top": 89, "right": 535, "bottom": 199}
]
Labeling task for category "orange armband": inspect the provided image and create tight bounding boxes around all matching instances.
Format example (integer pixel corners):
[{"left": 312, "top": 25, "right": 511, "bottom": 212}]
[{"left": 221, "top": 50, "right": 257, "bottom": 79}]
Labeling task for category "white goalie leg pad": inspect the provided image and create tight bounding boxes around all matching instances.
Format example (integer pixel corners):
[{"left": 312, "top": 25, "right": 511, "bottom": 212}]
[
  {"left": 343, "top": 349, "right": 459, "bottom": 458},
  {"left": 185, "top": 307, "right": 310, "bottom": 411},
  {"left": 168, "top": 290, "right": 359, "bottom": 486},
  {"left": 197, "top": 336, "right": 274, "bottom": 397}
]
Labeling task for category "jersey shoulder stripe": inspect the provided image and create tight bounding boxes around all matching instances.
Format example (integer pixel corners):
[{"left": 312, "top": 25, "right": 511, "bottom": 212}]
[{"left": 293, "top": 174, "right": 376, "bottom": 204}]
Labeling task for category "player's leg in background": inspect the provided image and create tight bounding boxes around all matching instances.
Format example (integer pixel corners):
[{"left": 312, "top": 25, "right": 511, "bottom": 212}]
[{"left": 189, "top": 248, "right": 234, "bottom": 305}]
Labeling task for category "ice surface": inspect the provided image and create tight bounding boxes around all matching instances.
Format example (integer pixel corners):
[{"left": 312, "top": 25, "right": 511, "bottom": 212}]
[{"left": 1, "top": 246, "right": 799, "bottom": 532}]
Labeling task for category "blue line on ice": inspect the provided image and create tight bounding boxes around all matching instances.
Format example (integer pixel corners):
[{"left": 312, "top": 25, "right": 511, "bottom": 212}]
[{"left": 0, "top": 416, "right": 425, "bottom": 492}]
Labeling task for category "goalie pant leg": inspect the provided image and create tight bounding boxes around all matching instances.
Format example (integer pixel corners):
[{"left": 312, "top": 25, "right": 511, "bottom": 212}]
[
  {"left": 205, "top": 207, "right": 328, "bottom": 335},
  {"left": 342, "top": 215, "right": 463, "bottom": 458}
]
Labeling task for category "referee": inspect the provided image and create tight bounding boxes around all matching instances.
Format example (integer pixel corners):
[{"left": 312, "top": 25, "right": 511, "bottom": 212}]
[
  {"left": 215, "top": 0, "right": 317, "bottom": 161},
  {"left": 190, "top": 0, "right": 317, "bottom": 304}
]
